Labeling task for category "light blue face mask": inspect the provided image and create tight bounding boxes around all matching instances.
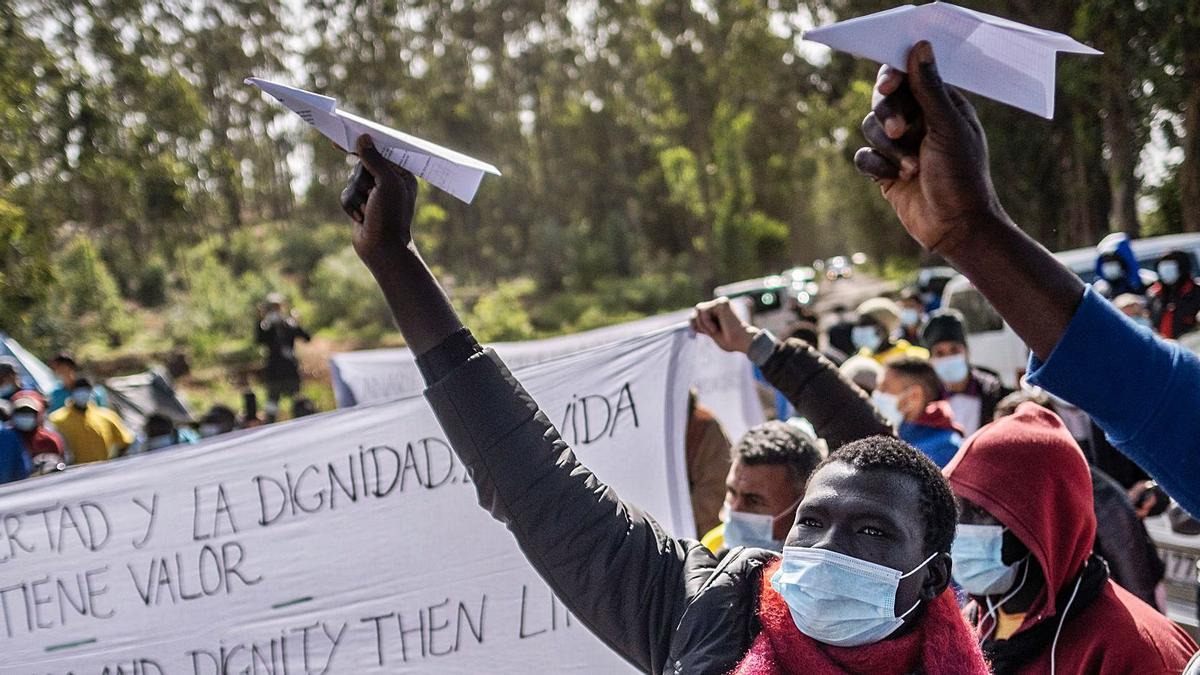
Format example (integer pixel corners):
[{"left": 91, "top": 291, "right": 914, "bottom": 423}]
[
  {"left": 721, "top": 498, "right": 801, "bottom": 552},
  {"left": 932, "top": 353, "right": 971, "bottom": 385},
  {"left": 771, "top": 546, "right": 937, "bottom": 647},
  {"left": 851, "top": 326, "right": 883, "bottom": 353},
  {"left": 951, "top": 524, "right": 1021, "bottom": 595},
  {"left": 0, "top": 383, "right": 15, "bottom": 398}
]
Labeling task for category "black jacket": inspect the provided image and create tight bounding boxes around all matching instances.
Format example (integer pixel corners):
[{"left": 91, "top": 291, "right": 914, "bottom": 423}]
[
  {"left": 967, "top": 366, "right": 1012, "bottom": 429},
  {"left": 423, "top": 338, "right": 889, "bottom": 674}
]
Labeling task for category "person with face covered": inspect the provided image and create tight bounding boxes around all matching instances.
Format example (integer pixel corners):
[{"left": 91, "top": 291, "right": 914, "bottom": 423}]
[
  {"left": 922, "top": 310, "right": 1011, "bottom": 436},
  {"left": 701, "top": 421, "right": 822, "bottom": 554},
  {"left": 1092, "top": 233, "right": 1146, "bottom": 300},
  {"left": 47, "top": 377, "right": 133, "bottom": 463},
  {"left": 1147, "top": 250, "right": 1200, "bottom": 339},
  {"left": 945, "top": 403, "right": 1194, "bottom": 673},
  {"left": 851, "top": 298, "right": 929, "bottom": 364},
  {"left": 7, "top": 391, "right": 64, "bottom": 461},
  {"left": 873, "top": 357, "right": 963, "bottom": 468},
  {"left": 336, "top": 133, "right": 989, "bottom": 674}
]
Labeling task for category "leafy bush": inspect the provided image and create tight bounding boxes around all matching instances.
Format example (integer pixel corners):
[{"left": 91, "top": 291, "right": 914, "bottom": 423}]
[
  {"left": 52, "top": 235, "right": 134, "bottom": 347},
  {"left": 307, "top": 246, "right": 393, "bottom": 339},
  {"left": 466, "top": 278, "right": 537, "bottom": 342}
]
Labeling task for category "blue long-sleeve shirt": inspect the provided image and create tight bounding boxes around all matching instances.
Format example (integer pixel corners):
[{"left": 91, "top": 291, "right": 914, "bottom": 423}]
[
  {"left": 1027, "top": 287, "right": 1200, "bottom": 516},
  {"left": 0, "top": 428, "right": 32, "bottom": 485}
]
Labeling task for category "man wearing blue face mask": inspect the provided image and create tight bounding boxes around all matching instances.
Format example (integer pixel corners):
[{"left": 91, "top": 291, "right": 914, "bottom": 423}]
[
  {"left": 700, "top": 421, "right": 821, "bottom": 554},
  {"left": 337, "top": 132, "right": 989, "bottom": 674},
  {"left": 851, "top": 298, "right": 929, "bottom": 364},
  {"left": 922, "top": 310, "right": 1011, "bottom": 436},
  {"left": 1147, "top": 250, "right": 1200, "bottom": 339},
  {"left": 945, "top": 403, "right": 1195, "bottom": 673}
]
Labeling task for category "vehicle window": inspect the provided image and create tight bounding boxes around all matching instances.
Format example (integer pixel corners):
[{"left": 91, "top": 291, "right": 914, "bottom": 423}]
[{"left": 947, "top": 286, "right": 1004, "bottom": 333}]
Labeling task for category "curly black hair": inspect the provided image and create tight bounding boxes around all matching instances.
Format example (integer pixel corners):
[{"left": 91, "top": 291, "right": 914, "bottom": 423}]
[
  {"left": 816, "top": 435, "right": 958, "bottom": 555},
  {"left": 734, "top": 421, "right": 823, "bottom": 493}
]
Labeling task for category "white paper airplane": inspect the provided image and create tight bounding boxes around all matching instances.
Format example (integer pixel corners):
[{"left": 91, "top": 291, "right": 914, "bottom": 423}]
[
  {"left": 246, "top": 77, "right": 501, "bottom": 203},
  {"left": 802, "top": 2, "right": 1101, "bottom": 119}
]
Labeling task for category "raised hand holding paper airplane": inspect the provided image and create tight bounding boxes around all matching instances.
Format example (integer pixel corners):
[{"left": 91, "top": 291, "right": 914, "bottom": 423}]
[
  {"left": 246, "top": 77, "right": 501, "bottom": 203},
  {"left": 802, "top": 2, "right": 1101, "bottom": 119}
]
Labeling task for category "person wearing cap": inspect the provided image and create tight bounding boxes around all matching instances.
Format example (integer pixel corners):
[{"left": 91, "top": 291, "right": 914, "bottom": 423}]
[
  {"left": 255, "top": 293, "right": 311, "bottom": 422},
  {"left": 1113, "top": 293, "right": 1154, "bottom": 330},
  {"left": 922, "top": 310, "right": 1012, "bottom": 436},
  {"left": 1146, "top": 250, "right": 1200, "bottom": 339},
  {"left": 851, "top": 297, "right": 929, "bottom": 364},
  {"left": 47, "top": 352, "right": 110, "bottom": 412},
  {"left": 47, "top": 377, "right": 134, "bottom": 464},
  {"left": 8, "top": 391, "right": 64, "bottom": 460},
  {"left": 945, "top": 403, "right": 1195, "bottom": 673},
  {"left": 0, "top": 357, "right": 24, "bottom": 402}
]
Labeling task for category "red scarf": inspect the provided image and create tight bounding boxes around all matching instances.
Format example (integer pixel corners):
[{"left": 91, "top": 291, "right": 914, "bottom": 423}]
[{"left": 732, "top": 560, "right": 989, "bottom": 675}]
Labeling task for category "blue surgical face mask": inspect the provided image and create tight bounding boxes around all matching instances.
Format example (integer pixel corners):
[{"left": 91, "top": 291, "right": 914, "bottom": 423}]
[
  {"left": 1101, "top": 261, "right": 1124, "bottom": 282},
  {"left": 0, "top": 383, "right": 15, "bottom": 398},
  {"left": 932, "top": 353, "right": 970, "bottom": 385},
  {"left": 951, "top": 524, "right": 1022, "bottom": 595},
  {"left": 71, "top": 389, "right": 92, "bottom": 408},
  {"left": 899, "top": 308, "right": 921, "bottom": 329},
  {"left": 721, "top": 498, "right": 800, "bottom": 552},
  {"left": 1134, "top": 316, "right": 1153, "bottom": 329},
  {"left": 146, "top": 435, "right": 176, "bottom": 451},
  {"left": 11, "top": 412, "right": 37, "bottom": 432},
  {"left": 771, "top": 546, "right": 937, "bottom": 647},
  {"left": 851, "top": 326, "right": 883, "bottom": 353},
  {"left": 872, "top": 390, "right": 904, "bottom": 428},
  {"left": 1158, "top": 261, "right": 1181, "bottom": 286}
]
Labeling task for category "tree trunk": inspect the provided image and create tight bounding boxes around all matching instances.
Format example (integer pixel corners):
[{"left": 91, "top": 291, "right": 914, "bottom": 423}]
[
  {"left": 1181, "top": 65, "right": 1200, "bottom": 233},
  {"left": 1102, "top": 81, "right": 1140, "bottom": 237}
]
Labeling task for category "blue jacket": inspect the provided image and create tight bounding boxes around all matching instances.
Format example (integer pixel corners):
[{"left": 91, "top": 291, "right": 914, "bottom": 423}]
[
  {"left": 1028, "top": 287, "right": 1200, "bottom": 516},
  {"left": 0, "top": 428, "right": 32, "bottom": 485},
  {"left": 900, "top": 422, "right": 962, "bottom": 468},
  {"left": 1093, "top": 233, "right": 1145, "bottom": 297}
]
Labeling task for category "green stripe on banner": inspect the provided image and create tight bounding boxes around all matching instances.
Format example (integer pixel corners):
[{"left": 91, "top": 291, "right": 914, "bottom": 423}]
[
  {"left": 45, "top": 638, "right": 97, "bottom": 653},
  {"left": 272, "top": 596, "right": 314, "bottom": 610}
]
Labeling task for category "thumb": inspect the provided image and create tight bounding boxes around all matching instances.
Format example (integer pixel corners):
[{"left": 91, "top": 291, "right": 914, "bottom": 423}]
[
  {"left": 906, "top": 41, "right": 960, "bottom": 133},
  {"left": 354, "top": 134, "right": 394, "bottom": 181}
]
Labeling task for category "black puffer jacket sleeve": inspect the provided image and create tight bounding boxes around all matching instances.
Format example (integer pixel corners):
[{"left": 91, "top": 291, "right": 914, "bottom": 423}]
[
  {"left": 424, "top": 348, "right": 712, "bottom": 673},
  {"left": 758, "top": 338, "right": 893, "bottom": 449}
]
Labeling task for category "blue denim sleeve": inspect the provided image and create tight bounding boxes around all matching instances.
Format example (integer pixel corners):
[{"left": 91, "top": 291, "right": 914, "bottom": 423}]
[{"left": 1027, "top": 287, "right": 1200, "bottom": 516}]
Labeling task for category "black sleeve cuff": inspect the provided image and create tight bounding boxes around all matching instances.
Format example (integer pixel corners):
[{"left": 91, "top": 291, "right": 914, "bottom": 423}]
[{"left": 416, "top": 328, "right": 484, "bottom": 386}]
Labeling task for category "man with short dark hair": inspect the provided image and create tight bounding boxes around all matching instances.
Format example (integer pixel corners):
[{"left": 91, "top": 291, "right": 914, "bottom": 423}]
[
  {"left": 0, "top": 358, "right": 23, "bottom": 402},
  {"left": 47, "top": 377, "right": 133, "bottom": 463},
  {"left": 875, "top": 357, "right": 963, "bottom": 467},
  {"left": 922, "top": 310, "right": 1011, "bottom": 435},
  {"left": 897, "top": 287, "right": 927, "bottom": 344},
  {"left": 701, "top": 420, "right": 822, "bottom": 553},
  {"left": 47, "top": 352, "right": 109, "bottom": 412}
]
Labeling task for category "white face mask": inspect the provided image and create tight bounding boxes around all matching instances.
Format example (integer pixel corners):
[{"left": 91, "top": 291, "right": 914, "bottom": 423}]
[
  {"left": 70, "top": 389, "right": 92, "bottom": 408},
  {"left": 852, "top": 326, "right": 883, "bottom": 353},
  {"left": 951, "top": 524, "right": 1022, "bottom": 595},
  {"left": 720, "top": 498, "right": 801, "bottom": 552},
  {"left": 872, "top": 390, "right": 904, "bottom": 428},
  {"left": 899, "top": 308, "right": 921, "bottom": 328},
  {"left": 1158, "top": 261, "right": 1181, "bottom": 286},
  {"left": 11, "top": 412, "right": 37, "bottom": 432},
  {"left": 771, "top": 546, "right": 937, "bottom": 647},
  {"left": 1101, "top": 261, "right": 1124, "bottom": 282},
  {"left": 931, "top": 353, "right": 970, "bottom": 385}
]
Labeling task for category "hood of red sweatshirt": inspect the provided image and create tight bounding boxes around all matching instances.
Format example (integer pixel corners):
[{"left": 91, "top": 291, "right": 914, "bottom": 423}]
[
  {"left": 915, "top": 400, "right": 964, "bottom": 434},
  {"left": 942, "top": 402, "right": 1095, "bottom": 636}
]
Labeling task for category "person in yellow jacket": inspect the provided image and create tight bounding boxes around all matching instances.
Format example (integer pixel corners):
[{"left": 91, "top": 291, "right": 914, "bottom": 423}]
[
  {"left": 851, "top": 297, "right": 929, "bottom": 363},
  {"left": 47, "top": 377, "right": 134, "bottom": 464}
]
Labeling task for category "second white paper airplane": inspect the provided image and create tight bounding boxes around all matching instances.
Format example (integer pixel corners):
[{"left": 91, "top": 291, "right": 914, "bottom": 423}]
[{"left": 247, "top": 77, "right": 501, "bottom": 204}]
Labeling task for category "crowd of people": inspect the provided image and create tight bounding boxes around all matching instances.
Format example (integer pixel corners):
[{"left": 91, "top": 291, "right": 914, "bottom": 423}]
[
  {"left": 2, "top": 40, "right": 1199, "bottom": 674},
  {"left": 0, "top": 294, "right": 316, "bottom": 481},
  {"left": 339, "top": 41, "right": 1200, "bottom": 673}
]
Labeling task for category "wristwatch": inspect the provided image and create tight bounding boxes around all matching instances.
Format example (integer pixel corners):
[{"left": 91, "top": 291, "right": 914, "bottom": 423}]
[{"left": 747, "top": 329, "right": 779, "bottom": 367}]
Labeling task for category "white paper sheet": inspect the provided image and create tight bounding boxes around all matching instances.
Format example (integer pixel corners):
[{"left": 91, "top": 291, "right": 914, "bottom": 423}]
[
  {"left": 802, "top": 2, "right": 1101, "bottom": 118},
  {"left": 247, "top": 77, "right": 501, "bottom": 203}
]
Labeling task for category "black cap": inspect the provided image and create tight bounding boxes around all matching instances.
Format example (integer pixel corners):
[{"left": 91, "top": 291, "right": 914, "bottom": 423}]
[{"left": 922, "top": 309, "right": 967, "bottom": 347}]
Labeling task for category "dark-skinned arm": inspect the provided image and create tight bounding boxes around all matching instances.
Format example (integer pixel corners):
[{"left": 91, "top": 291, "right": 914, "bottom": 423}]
[
  {"left": 690, "top": 298, "right": 892, "bottom": 449},
  {"left": 854, "top": 42, "right": 1200, "bottom": 517},
  {"left": 343, "top": 135, "right": 711, "bottom": 673}
]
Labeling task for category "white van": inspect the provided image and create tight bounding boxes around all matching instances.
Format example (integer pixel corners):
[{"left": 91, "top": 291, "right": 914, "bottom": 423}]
[{"left": 940, "top": 233, "right": 1200, "bottom": 388}]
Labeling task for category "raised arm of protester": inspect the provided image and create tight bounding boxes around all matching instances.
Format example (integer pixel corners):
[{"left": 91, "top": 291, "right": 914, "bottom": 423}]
[
  {"left": 344, "top": 134, "right": 759, "bottom": 674},
  {"left": 691, "top": 298, "right": 892, "bottom": 449},
  {"left": 855, "top": 42, "right": 1200, "bottom": 517}
]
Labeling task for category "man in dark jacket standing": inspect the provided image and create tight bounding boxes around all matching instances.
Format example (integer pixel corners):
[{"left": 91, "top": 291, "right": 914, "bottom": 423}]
[
  {"left": 255, "top": 292, "right": 311, "bottom": 422},
  {"left": 338, "top": 130, "right": 989, "bottom": 674},
  {"left": 921, "top": 310, "right": 1011, "bottom": 436},
  {"left": 1147, "top": 250, "right": 1200, "bottom": 339}
]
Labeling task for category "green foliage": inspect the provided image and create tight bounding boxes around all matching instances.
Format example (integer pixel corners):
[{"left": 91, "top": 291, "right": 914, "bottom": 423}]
[
  {"left": 53, "top": 235, "right": 134, "bottom": 347},
  {"left": 466, "top": 279, "right": 537, "bottom": 343},
  {"left": 0, "top": 198, "right": 53, "bottom": 344},
  {"left": 307, "top": 247, "right": 393, "bottom": 339}
]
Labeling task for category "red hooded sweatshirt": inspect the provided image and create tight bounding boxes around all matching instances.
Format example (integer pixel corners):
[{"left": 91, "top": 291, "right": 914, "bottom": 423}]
[{"left": 944, "top": 403, "right": 1196, "bottom": 674}]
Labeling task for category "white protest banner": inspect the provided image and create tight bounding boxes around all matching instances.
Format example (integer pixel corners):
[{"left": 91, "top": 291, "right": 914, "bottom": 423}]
[
  {"left": 0, "top": 327, "right": 696, "bottom": 674},
  {"left": 330, "top": 310, "right": 765, "bottom": 442}
]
